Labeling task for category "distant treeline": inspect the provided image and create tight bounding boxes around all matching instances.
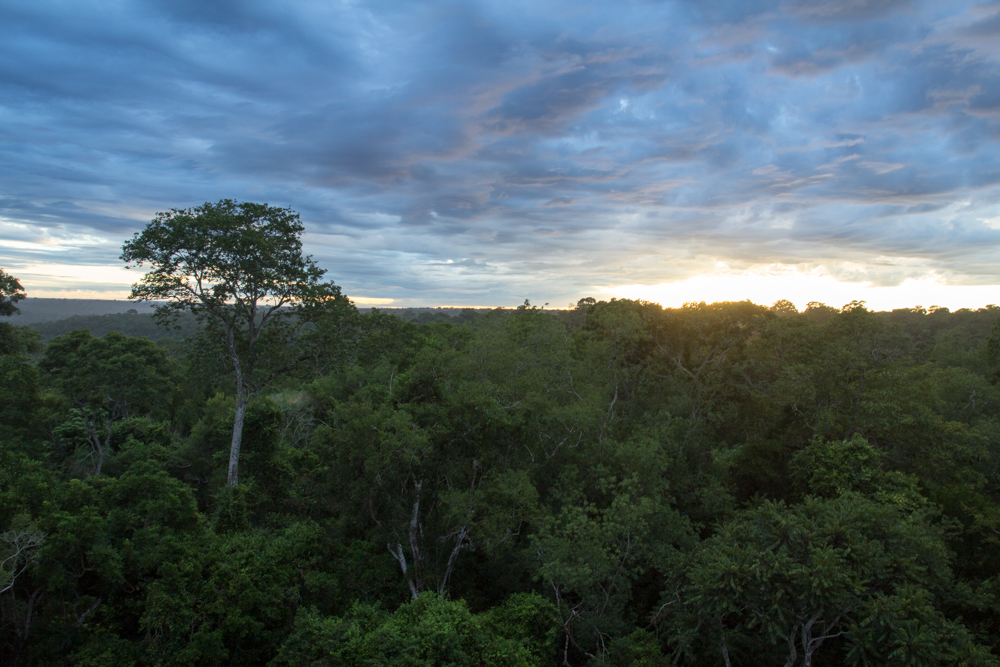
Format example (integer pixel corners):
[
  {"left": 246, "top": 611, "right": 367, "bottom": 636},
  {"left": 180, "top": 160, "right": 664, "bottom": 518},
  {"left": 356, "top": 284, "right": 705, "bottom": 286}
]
[
  {"left": 25, "top": 299, "right": 1000, "bottom": 349},
  {"left": 12, "top": 298, "right": 160, "bottom": 325},
  {"left": 24, "top": 305, "right": 484, "bottom": 342},
  {"left": 28, "top": 311, "right": 199, "bottom": 342},
  {"left": 363, "top": 307, "right": 488, "bottom": 324}
]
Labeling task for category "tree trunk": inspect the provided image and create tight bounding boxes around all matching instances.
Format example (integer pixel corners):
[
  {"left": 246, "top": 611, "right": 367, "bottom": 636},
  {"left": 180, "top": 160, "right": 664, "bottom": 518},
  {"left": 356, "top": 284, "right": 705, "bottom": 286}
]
[
  {"left": 228, "top": 384, "right": 247, "bottom": 487},
  {"left": 95, "top": 444, "right": 105, "bottom": 477},
  {"left": 439, "top": 524, "right": 469, "bottom": 595},
  {"left": 85, "top": 417, "right": 112, "bottom": 477},
  {"left": 227, "top": 327, "right": 248, "bottom": 488},
  {"left": 720, "top": 639, "right": 732, "bottom": 667},
  {"left": 95, "top": 420, "right": 113, "bottom": 476},
  {"left": 88, "top": 428, "right": 106, "bottom": 477}
]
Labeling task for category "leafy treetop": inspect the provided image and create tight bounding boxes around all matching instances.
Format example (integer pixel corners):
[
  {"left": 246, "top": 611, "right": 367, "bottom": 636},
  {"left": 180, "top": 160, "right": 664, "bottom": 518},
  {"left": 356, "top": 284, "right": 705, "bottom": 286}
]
[
  {"left": 0, "top": 269, "right": 26, "bottom": 317},
  {"left": 120, "top": 199, "right": 329, "bottom": 325}
]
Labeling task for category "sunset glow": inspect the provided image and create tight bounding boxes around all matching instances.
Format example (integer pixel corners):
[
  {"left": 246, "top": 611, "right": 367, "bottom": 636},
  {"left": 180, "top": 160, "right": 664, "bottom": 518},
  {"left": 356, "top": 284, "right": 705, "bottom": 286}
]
[{"left": 604, "top": 267, "right": 999, "bottom": 312}]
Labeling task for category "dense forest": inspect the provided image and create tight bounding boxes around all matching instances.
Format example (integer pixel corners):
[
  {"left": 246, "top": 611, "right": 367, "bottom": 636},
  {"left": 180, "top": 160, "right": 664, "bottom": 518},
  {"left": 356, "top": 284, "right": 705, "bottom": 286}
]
[{"left": 2, "top": 203, "right": 1000, "bottom": 666}]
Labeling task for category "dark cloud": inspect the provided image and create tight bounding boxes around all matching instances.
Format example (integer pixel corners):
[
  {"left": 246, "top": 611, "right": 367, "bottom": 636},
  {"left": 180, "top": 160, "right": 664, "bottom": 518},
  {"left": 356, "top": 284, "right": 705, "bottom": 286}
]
[{"left": 1, "top": 0, "right": 999, "bottom": 304}]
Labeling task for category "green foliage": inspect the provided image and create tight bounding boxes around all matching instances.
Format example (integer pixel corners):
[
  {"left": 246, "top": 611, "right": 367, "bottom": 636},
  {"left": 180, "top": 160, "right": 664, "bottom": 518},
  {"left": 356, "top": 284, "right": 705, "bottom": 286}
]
[
  {"left": 270, "top": 592, "right": 557, "bottom": 667},
  {"left": 0, "top": 275, "right": 44, "bottom": 446},
  {"left": 667, "top": 494, "right": 991, "bottom": 666},
  {"left": 41, "top": 330, "right": 176, "bottom": 417},
  {"left": 0, "top": 268, "right": 26, "bottom": 317},
  {"left": 789, "top": 435, "right": 922, "bottom": 505},
  {"left": 596, "top": 629, "right": 671, "bottom": 667},
  {"left": 987, "top": 316, "right": 1000, "bottom": 377},
  {"left": 30, "top": 311, "right": 198, "bottom": 343},
  {"left": 847, "top": 585, "right": 999, "bottom": 667},
  {"left": 0, "top": 353, "right": 41, "bottom": 440},
  {"left": 39, "top": 330, "right": 177, "bottom": 475},
  {"left": 4, "top": 297, "right": 1000, "bottom": 666},
  {"left": 0, "top": 321, "right": 41, "bottom": 356}
]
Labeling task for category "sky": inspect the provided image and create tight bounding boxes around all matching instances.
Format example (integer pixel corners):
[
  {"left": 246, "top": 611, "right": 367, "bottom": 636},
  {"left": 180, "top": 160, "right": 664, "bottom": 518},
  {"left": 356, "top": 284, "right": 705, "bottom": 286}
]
[{"left": 2, "top": 0, "right": 999, "bottom": 310}]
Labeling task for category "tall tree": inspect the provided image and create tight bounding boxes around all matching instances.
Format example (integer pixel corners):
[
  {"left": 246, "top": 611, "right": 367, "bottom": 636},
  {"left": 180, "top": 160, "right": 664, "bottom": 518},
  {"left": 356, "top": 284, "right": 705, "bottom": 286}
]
[
  {"left": 121, "top": 200, "right": 352, "bottom": 487},
  {"left": 0, "top": 269, "right": 25, "bottom": 318}
]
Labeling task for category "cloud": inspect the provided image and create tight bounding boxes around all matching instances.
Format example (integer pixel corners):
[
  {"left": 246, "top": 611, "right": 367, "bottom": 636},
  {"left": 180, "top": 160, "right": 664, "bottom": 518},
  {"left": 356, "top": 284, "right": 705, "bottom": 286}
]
[
  {"left": 1, "top": 0, "right": 999, "bottom": 307},
  {"left": 784, "top": 0, "right": 916, "bottom": 23}
]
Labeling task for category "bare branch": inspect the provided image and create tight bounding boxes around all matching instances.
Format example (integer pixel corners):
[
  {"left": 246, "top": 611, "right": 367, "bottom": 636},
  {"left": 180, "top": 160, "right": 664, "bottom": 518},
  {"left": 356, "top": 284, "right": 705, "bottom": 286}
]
[{"left": 0, "top": 529, "right": 45, "bottom": 596}]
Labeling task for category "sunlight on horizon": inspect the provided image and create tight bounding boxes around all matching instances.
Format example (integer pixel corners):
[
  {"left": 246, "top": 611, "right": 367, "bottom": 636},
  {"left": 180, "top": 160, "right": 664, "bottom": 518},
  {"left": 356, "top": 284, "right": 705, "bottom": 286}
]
[{"left": 603, "top": 267, "right": 1000, "bottom": 312}]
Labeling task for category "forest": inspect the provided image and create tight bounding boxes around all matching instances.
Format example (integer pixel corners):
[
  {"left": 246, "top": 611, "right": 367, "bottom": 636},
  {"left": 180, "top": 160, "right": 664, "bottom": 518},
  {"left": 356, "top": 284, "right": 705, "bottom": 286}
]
[{"left": 2, "top": 205, "right": 1000, "bottom": 667}]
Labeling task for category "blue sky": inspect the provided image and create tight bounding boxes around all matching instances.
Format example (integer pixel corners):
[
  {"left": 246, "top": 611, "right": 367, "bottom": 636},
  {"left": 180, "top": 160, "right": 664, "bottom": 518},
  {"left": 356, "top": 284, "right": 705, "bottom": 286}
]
[{"left": 2, "top": 0, "right": 999, "bottom": 308}]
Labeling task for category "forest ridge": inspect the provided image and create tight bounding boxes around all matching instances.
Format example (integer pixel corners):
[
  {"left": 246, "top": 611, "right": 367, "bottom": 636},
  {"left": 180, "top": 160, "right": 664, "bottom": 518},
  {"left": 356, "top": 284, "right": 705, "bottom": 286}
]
[{"left": 1, "top": 203, "right": 999, "bottom": 666}]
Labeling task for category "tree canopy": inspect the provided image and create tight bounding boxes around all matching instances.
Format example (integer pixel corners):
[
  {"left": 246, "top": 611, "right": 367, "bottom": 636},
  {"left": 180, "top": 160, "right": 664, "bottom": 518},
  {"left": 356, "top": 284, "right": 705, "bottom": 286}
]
[{"left": 0, "top": 269, "right": 26, "bottom": 318}]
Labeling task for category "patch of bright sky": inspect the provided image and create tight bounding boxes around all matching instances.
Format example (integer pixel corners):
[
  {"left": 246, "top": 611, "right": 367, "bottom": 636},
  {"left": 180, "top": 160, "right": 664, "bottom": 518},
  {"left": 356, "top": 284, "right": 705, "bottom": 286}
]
[
  {"left": 0, "top": 239, "right": 71, "bottom": 253},
  {"left": 604, "top": 266, "right": 999, "bottom": 312},
  {"left": 10, "top": 263, "right": 140, "bottom": 298}
]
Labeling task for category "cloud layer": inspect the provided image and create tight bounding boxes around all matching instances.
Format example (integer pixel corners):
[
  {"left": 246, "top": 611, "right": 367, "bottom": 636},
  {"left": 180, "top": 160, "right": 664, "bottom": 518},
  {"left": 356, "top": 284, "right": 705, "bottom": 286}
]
[{"left": 2, "top": 0, "right": 999, "bottom": 306}]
